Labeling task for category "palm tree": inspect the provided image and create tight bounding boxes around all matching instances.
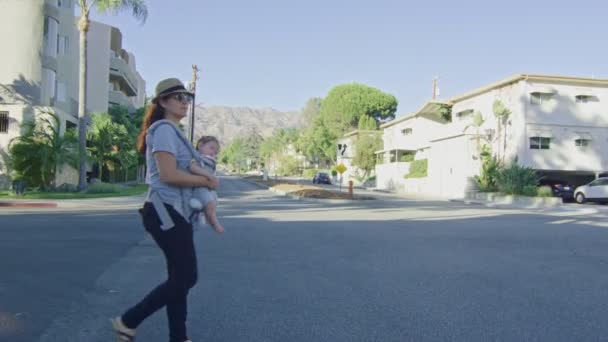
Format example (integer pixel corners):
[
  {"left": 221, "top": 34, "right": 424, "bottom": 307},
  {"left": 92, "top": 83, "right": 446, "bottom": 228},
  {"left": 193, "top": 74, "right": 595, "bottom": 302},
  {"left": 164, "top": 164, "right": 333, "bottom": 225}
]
[
  {"left": 463, "top": 110, "right": 486, "bottom": 158},
  {"left": 492, "top": 100, "right": 512, "bottom": 163},
  {"left": 76, "top": 0, "right": 148, "bottom": 190},
  {"left": 88, "top": 113, "right": 125, "bottom": 181},
  {"left": 8, "top": 112, "right": 78, "bottom": 190}
]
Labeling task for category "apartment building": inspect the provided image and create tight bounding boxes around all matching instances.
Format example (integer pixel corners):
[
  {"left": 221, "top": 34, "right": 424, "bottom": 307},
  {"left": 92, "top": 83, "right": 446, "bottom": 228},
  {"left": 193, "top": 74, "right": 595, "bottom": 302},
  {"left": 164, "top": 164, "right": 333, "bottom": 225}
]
[
  {"left": 376, "top": 74, "right": 608, "bottom": 198},
  {"left": 0, "top": 0, "right": 145, "bottom": 187}
]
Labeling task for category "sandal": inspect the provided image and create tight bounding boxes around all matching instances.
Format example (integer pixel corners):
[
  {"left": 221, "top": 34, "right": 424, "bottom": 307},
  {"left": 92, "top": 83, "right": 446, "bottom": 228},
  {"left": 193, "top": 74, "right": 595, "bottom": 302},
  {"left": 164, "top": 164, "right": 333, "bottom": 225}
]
[{"left": 110, "top": 317, "right": 136, "bottom": 341}]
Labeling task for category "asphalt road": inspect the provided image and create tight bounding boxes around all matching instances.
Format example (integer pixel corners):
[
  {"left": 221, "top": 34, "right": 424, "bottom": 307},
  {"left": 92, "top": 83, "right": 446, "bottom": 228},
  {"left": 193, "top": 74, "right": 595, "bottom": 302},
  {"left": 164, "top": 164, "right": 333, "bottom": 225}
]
[{"left": 2, "top": 177, "right": 608, "bottom": 341}]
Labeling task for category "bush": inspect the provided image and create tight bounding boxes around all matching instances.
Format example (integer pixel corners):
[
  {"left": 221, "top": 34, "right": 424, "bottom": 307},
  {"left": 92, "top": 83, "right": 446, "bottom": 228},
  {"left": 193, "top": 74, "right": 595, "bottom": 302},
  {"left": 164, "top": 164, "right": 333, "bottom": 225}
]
[
  {"left": 475, "top": 145, "right": 500, "bottom": 192},
  {"left": 86, "top": 183, "right": 125, "bottom": 194},
  {"left": 276, "top": 155, "right": 299, "bottom": 176},
  {"left": 331, "top": 169, "right": 338, "bottom": 177},
  {"left": 495, "top": 163, "right": 538, "bottom": 195},
  {"left": 522, "top": 185, "right": 538, "bottom": 197},
  {"left": 536, "top": 186, "right": 553, "bottom": 197},
  {"left": 302, "top": 169, "right": 318, "bottom": 178},
  {"left": 405, "top": 159, "right": 428, "bottom": 179},
  {"left": 400, "top": 154, "right": 415, "bottom": 162}
]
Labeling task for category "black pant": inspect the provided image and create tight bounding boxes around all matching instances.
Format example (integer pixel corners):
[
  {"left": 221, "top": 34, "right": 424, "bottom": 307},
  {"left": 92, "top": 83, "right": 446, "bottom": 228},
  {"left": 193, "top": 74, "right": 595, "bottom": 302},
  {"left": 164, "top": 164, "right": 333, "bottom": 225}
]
[{"left": 122, "top": 202, "right": 198, "bottom": 342}]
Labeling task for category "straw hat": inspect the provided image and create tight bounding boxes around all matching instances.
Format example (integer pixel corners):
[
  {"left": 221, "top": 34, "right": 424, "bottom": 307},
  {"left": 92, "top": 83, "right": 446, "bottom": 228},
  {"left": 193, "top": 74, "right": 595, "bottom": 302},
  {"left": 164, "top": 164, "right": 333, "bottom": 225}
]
[{"left": 151, "top": 78, "right": 193, "bottom": 102}]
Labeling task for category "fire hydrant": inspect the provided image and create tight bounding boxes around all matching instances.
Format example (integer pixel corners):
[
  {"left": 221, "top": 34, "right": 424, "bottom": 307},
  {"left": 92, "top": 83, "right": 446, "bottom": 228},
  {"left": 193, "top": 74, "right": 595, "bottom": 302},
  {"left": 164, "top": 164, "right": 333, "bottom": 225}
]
[{"left": 348, "top": 180, "right": 354, "bottom": 198}]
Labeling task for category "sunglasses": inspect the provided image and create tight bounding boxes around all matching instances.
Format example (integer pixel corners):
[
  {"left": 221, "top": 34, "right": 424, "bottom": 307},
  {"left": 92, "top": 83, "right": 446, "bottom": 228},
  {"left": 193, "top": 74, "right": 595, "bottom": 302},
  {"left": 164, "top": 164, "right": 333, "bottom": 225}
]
[{"left": 167, "top": 93, "right": 193, "bottom": 103}]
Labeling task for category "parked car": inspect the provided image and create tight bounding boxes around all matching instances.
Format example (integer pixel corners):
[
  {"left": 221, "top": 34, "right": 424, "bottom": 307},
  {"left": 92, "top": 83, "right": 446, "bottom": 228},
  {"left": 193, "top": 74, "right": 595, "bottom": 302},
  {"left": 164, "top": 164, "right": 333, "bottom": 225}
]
[
  {"left": 312, "top": 172, "right": 332, "bottom": 185},
  {"left": 574, "top": 177, "right": 608, "bottom": 204},
  {"left": 538, "top": 178, "right": 574, "bottom": 202}
]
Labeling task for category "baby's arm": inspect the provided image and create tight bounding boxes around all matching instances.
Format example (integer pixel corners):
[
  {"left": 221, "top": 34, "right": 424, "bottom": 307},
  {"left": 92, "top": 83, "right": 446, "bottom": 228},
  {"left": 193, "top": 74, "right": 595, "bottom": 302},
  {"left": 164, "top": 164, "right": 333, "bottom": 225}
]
[{"left": 190, "top": 160, "right": 213, "bottom": 177}]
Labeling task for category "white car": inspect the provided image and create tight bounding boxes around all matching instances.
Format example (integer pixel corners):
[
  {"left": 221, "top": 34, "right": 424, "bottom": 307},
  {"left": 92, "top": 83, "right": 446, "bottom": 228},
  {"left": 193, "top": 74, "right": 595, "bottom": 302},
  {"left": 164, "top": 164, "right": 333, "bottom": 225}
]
[{"left": 574, "top": 177, "right": 608, "bottom": 204}]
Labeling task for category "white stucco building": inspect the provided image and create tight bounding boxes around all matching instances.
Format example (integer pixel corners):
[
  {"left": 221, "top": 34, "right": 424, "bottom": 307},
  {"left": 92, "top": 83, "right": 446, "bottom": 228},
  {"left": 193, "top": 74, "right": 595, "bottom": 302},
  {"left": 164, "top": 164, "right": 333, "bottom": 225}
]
[
  {"left": 376, "top": 74, "right": 608, "bottom": 198},
  {"left": 0, "top": 0, "right": 146, "bottom": 188}
]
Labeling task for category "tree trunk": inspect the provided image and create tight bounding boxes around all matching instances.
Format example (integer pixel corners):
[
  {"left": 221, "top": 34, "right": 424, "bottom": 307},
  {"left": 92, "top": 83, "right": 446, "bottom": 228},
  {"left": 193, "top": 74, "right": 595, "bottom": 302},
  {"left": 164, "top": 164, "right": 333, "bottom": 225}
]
[
  {"left": 77, "top": 13, "right": 89, "bottom": 190},
  {"left": 502, "top": 121, "right": 508, "bottom": 164},
  {"left": 98, "top": 158, "right": 103, "bottom": 182}
]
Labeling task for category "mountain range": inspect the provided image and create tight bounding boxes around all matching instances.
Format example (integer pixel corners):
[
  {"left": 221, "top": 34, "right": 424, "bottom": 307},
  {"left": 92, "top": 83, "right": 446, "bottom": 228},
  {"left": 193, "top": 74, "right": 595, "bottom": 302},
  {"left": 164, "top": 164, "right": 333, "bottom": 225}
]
[{"left": 189, "top": 105, "right": 304, "bottom": 144}]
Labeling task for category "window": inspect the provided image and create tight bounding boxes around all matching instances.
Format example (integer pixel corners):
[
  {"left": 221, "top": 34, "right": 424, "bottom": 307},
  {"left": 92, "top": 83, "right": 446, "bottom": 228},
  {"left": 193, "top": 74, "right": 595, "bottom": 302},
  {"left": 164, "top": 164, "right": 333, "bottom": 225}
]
[
  {"left": 0, "top": 112, "right": 8, "bottom": 133},
  {"left": 56, "top": 82, "right": 66, "bottom": 102},
  {"left": 41, "top": 68, "right": 57, "bottom": 105},
  {"left": 575, "top": 139, "right": 591, "bottom": 147},
  {"left": 531, "top": 93, "right": 553, "bottom": 105},
  {"left": 57, "top": 35, "right": 69, "bottom": 55},
  {"left": 530, "top": 137, "right": 551, "bottom": 150},
  {"left": 589, "top": 179, "right": 608, "bottom": 187},
  {"left": 401, "top": 128, "right": 413, "bottom": 135},
  {"left": 43, "top": 16, "right": 59, "bottom": 58},
  {"left": 456, "top": 109, "right": 474, "bottom": 119}
]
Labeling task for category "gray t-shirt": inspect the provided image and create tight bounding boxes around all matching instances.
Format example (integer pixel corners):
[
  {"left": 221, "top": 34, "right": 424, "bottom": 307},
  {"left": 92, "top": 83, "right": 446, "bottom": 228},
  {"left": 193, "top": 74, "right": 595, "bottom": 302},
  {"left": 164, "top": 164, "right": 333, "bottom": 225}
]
[{"left": 146, "top": 124, "right": 193, "bottom": 205}]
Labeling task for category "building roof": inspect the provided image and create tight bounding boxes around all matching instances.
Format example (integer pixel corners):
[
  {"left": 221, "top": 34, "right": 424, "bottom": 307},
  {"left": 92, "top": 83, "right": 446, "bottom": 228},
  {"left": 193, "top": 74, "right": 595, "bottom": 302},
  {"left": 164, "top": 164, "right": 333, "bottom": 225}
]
[
  {"left": 381, "top": 100, "right": 450, "bottom": 129},
  {"left": 448, "top": 74, "right": 608, "bottom": 103},
  {"left": 380, "top": 73, "right": 608, "bottom": 130},
  {"left": 340, "top": 129, "right": 382, "bottom": 139}
]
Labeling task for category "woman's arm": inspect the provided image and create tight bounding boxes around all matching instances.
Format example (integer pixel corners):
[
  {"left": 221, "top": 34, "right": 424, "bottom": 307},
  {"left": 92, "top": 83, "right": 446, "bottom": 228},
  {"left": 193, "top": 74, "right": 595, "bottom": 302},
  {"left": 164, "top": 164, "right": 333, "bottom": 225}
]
[
  {"left": 189, "top": 160, "right": 213, "bottom": 177},
  {"left": 155, "top": 152, "right": 218, "bottom": 189}
]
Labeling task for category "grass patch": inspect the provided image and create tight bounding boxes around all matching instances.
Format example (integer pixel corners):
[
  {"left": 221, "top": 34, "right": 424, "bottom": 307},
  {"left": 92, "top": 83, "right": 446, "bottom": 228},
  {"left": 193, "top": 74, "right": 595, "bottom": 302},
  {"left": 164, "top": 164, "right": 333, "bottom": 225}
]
[{"left": 0, "top": 184, "right": 148, "bottom": 200}]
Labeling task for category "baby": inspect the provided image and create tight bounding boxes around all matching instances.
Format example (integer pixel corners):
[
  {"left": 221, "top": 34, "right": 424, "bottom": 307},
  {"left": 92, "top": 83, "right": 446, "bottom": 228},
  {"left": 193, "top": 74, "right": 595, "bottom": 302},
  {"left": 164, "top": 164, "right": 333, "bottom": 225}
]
[{"left": 189, "top": 136, "right": 224, "bottom": 234}]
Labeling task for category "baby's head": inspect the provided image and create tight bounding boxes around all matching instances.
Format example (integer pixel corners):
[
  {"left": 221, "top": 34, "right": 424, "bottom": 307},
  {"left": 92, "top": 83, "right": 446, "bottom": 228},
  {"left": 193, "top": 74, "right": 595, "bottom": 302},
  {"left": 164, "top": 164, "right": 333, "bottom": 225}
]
[{"left": 196, "top": 136, "right": 220, "bottom": 157}]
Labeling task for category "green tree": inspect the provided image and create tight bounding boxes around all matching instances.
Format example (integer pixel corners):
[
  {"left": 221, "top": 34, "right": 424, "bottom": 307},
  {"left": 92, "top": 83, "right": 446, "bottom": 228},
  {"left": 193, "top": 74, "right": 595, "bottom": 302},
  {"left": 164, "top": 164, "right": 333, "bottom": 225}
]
[
  {"left": 301, "top": 97, "right": 322, "bottom": 126},
  {"left": 88, "top": 113, "right": 127, "bottom": 181},
  {"left": 76, "top": 0, "right": 148, "bottom": 190},
  {"left": 8, "top": 112, "right": 78, "bottom": 189},
  {"left": 358, "top": 115, "right": 378, "bottom": 130},
  {"left": 352, "top": 133, "right": 382, "bottom": 180},
  {"left": 301, "top": 117, "right": 336, "bottom": 165},
  {"left": 242, "top": 128, "right": 264, "bottom": 169},
  {"left": 219, "top": 137, "right": 247, "bottom": 173},
  {"left": 319, "top": 83, "right": 397, "bottom": 136}
]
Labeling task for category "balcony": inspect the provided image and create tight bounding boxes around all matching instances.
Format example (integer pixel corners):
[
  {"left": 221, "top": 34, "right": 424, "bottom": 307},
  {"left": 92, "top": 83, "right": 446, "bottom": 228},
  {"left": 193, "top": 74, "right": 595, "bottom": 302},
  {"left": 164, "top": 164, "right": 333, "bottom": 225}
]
[
  {"left": 108, "top": 90, "right": 135, "bottom": 112},
  {"left": 109, "top": 57, "right": 138, "bottom": 97}
]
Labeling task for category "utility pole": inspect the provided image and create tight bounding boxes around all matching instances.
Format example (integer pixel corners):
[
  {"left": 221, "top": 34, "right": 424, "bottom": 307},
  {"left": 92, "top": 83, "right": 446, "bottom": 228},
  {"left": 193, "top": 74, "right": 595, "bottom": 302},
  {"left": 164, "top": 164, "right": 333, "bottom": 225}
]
[{"left": 188, "top": 64, "right": 200, "bottom": 144}]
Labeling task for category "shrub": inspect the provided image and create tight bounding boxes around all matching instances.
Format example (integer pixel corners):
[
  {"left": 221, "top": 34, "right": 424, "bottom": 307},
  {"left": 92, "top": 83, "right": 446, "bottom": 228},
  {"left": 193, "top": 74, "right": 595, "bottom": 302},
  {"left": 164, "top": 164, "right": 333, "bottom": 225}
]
[
  {"left": 522, "top": 185, "right": 538, "bottom": 197},
  {"left": 405, "top": 159, "right": 428, "bottom": 179},
  {"left": 400, "top": 153, "right": 415, "bottom": 162},
  {"left": 302, "top": 169, "right": 318, "bottom": 178},
  {"left": 536, "top": 186, "right": 553, "bottom": 197},
  {"left": 495, "top": 163, "right": 538, "bottom": 195},
  {"left": 331, "top": 169, "right": 338, "bottom": 177},
  {"left": 475, "top": 145, "right": 500, "bottom": 192},
  {"left": 86, "top": 183, "right": 125, "bottom": 194},
  {"left": 276, "top": 155, "right": 299, "bottom": 176}
]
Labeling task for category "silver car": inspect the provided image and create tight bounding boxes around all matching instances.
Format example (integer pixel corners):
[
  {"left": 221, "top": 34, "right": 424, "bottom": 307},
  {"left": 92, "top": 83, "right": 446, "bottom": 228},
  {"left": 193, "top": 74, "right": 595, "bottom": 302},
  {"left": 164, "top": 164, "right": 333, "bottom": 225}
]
[{"left": 574, "top": 177, "right": 608, "bottom": 204}]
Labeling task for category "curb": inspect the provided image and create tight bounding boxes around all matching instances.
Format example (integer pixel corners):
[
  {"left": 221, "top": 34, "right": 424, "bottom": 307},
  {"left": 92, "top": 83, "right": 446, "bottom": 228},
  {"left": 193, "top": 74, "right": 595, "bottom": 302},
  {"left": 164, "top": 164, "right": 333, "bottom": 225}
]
[
  {"left": 0, "top": 201, "right": 58, "bottom": 208},
  {"left": 449, "top": 198, "right": 565, "bottom": 210},
  {"left": 268, "top": 188, "right": 374, "bottom": 204}
]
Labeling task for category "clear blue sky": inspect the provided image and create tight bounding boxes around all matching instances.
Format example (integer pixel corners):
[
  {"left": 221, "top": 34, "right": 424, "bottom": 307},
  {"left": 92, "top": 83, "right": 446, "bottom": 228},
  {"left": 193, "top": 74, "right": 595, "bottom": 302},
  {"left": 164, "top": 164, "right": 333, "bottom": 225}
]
[{"left": 92, "top": 0, "right": 608, "bottom": 114}]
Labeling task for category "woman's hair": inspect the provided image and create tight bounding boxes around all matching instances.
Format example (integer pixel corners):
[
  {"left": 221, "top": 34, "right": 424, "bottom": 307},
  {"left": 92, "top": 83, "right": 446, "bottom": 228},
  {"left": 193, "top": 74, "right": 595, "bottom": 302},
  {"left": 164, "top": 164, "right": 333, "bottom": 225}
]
[
  {"left": 137, "top": 102, "right": 167, "bottom": 154},
  {"left": 196, "top": 136, "right": 220, "bottom": 150}
]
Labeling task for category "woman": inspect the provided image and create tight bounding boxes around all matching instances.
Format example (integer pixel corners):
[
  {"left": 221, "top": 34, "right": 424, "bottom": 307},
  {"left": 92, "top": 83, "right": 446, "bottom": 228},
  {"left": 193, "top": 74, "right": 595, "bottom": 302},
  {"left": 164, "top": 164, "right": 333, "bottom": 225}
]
[{"left": 111, "top": 78, "right": 218, "bottom": 342}]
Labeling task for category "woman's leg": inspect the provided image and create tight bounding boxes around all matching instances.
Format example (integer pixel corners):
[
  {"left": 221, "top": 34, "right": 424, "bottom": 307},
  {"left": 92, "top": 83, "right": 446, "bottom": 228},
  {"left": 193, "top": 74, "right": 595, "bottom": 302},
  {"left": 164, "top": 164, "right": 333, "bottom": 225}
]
[{"left": 120, "top": 203, "right": 198, "bottom": 341}]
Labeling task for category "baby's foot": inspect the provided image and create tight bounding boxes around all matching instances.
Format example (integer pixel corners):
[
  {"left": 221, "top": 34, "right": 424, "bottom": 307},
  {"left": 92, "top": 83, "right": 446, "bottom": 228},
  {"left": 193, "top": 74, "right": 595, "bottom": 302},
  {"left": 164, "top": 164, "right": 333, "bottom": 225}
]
[{"left": 206, "top": 213, "right": 224, "bottom": 234}]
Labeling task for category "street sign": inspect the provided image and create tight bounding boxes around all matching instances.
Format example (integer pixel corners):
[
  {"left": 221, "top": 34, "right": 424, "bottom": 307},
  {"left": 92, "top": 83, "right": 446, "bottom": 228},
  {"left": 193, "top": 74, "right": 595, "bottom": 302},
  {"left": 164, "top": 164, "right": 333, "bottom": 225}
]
[{"left": 336, "top": 163, "right": 347, "bottom": 175}]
